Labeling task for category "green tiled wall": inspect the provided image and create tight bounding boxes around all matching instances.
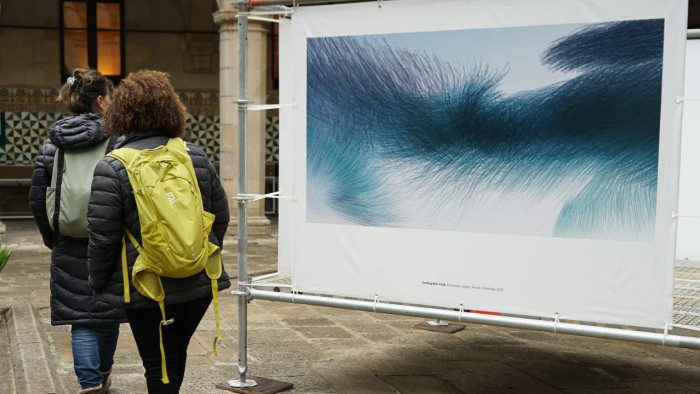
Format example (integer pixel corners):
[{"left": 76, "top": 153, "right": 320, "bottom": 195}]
[
  {"left": 187, "top": 114, "right": 221, "bottom": 164},
  {"left": 0, "top": 112, "right": 60, "bottom": 165},
  {"left": 0, "top": 88, "right": 223, "bottom": 166},
  {"left": 266, "top": 114, "right": 279, "bottom": 163},
  {"left": 0, "top": 88, "right": 282, "bottom": 167},
  {"left": 0, "top": 111, "right": 221, "bottom": 166}
]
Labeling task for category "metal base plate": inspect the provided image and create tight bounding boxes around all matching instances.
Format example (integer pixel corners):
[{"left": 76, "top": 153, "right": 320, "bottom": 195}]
[
  {"left": 216, "top": 377, "right": 293, "bottom": 393},
  {"left": 414, "top": 321, "right": 466, "bottom": 334}
]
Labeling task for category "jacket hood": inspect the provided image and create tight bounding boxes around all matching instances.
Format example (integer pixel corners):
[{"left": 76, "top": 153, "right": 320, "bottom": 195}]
[{"left": 49, "top": 113, "right": 108, "bottom": 150}]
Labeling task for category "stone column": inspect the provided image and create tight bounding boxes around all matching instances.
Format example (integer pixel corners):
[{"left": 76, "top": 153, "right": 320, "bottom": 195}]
[{"left": 214, "top": 4, "right": 271, "bottom": 236}]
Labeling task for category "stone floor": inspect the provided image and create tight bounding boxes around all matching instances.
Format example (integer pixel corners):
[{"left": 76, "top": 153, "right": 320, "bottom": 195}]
[{"left": 2, "top": 220, "right": 700, "bottom": 393}]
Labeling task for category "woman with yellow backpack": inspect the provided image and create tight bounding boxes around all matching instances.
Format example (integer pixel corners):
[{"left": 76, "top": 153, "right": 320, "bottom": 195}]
[{"left": 86, "top": 70, "right": 231, "bottom": 393}]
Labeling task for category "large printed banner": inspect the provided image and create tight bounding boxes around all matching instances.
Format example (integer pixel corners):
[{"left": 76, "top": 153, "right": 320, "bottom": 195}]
[{"left": 278, "top": 0, "right": 687, "bottom": 328}]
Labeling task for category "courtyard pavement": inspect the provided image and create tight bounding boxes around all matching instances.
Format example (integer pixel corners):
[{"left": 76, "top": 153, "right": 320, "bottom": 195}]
[{"left": 1, "top": 219, "right": 700, "bottom": 393}]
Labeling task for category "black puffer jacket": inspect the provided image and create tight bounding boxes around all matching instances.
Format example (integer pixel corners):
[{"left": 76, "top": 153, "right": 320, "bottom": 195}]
[
  {"left": 29, "top": 113, "right": 127, "bottom": 325},
  {"left": 86, "top": 133, "right": 231, "bottom": 309}
]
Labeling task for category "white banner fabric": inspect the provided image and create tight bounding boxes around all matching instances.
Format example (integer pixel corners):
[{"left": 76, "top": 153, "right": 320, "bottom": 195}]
[
  {"left": 278, "top": 0, "right": 687, "bottom": 328},
  {"left": 677, "top": 39, "right": 700, "bottom": 260}
]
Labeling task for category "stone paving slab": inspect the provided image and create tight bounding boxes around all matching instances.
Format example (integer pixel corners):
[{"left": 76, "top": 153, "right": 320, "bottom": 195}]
[
  {"left": 6, "top": 303, "right": 63, "bottom": 394},
  {"left": 0, "top": 313, "right": 17, "bottom": 394}
]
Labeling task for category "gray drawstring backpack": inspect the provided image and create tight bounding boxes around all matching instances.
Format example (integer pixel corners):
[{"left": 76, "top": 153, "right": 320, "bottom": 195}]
[{"left": 46, "top": 137, "right": 114, "bottom": 238}]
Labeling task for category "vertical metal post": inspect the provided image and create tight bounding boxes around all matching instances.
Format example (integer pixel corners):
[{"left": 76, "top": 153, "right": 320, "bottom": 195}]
[{"left": 230, "top": 5, "right": 258, "bottom": 389}]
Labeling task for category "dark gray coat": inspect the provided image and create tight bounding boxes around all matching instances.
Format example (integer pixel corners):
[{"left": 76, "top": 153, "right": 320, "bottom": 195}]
[
  {"left": 86, "top": 133, "right": 231, "bottom": 309},
  {"left": 29, "top": 113, "right": 127, "bottom": 325}
]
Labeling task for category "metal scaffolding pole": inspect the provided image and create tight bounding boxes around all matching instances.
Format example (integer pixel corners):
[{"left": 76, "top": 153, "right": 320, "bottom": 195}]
[
  {"left": 250, "top": 289, "right": 700, "bottom": 350},
  {"left": 222, "top": 1, "right": 381, "bottom": 391},
  {"left": 228, "top": 11, "right": 258, "bottom": 390}
]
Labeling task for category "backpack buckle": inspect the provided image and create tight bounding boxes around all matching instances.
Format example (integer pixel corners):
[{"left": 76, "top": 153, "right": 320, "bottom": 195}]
[{"left": 162, "top": 318, "right": 175, "bottom": 326}]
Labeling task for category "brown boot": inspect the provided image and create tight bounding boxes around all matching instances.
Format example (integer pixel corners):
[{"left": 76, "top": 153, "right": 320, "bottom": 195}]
[
  {"left": 99, "top": 368, "right": 112, "bottom": 392},
  {"left": 78, "top": 383, "right": 105, "bottom": 394}
]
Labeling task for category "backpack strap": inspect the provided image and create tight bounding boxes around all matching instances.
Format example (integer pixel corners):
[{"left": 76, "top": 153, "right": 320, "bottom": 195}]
[
  {"left": 109, "top": 150, "right": 141, "bottom": 305},
  {"left": 123, "top": 227, "right": 171, "bottom": 384},
  {"left": 121, "top": 228, "right": 144, "bottom": 304},
  {"left": 105, "top": 136, "right": 118, "bottom": 153},
  {"left": 211, "top": 279, "right": 223, "bottom": 355},
  {"left": 124, "top": 227, "right": 143, "bottom": 253},
  {"left": 51, "top": 149, "right": 66, "bottom": 238},
  {"left": 157, "top": 299, "right": 170, "bottom": 384},
  {"left": 204, "top": 247, "right": 225, "bottom": 355},
  {"left": 121, "top": 237, "right": 130, "bottom": 303}
]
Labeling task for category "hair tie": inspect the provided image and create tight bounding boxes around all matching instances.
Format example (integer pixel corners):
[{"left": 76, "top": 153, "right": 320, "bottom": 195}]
[{"left": 67, "top": 76, "right": 81, "bottom": 90}]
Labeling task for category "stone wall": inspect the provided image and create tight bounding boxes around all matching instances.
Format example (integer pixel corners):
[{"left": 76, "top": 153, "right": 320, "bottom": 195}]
[
  {"left": 0, "top": 0, "right": 60, "bottom": 87},
  {"left": 0, "top": 0, "right": 280, "bottom": 217}
]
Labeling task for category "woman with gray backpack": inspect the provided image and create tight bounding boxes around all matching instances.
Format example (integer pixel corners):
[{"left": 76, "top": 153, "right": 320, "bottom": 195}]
[{"left": 30, "top": 68, "right": 126, "bottom": 394}]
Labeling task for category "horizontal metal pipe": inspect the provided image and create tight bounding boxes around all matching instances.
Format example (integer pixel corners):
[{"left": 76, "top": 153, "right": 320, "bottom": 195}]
[
  {"left": 689, "top": 29, "right": 700, "bottom": 39},
  {"left": 0, "top": 215, "right": 34, "bottom": 220},
  {"left": 249, "top": 288, "right": 700, "bottom": 350}
]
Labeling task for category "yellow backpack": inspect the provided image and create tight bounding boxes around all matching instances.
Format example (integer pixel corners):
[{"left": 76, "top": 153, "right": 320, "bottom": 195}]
[{"left": 108, "top": 138, "right": 224, "bottom": 384}]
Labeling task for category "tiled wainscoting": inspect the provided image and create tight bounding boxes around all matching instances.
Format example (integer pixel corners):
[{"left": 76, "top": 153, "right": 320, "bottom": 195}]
[
  {"left": 0, "top": 88, "right": 281, "bottom": 167},
  {"left": 0, "top": 88, "right": 222, "bottom": 166}
]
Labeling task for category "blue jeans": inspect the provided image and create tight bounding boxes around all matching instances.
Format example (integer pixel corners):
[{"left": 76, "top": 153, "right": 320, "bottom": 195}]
[{"left": 71, "top": 323, "right": 120, "bottom": 390}]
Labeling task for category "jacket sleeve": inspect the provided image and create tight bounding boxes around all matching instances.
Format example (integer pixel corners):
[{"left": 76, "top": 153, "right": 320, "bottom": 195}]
[
  {"left": 28, "top": 139, "right": 56, "bottom": 249},
  {"left": 87, "top": 158, "right": 124, "bottom": 292},
  {"left": 208, "top": 160, "right": 230, "bottom": 246}
]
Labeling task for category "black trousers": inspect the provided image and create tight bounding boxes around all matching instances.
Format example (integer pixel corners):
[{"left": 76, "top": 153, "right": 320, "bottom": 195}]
[{"left": 125, "top": 296, "right": 212, "bottom": 394}]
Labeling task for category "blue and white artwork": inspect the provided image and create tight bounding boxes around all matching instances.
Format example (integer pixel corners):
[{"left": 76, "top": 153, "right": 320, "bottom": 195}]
[{"left": 306, "top": 19, "right": 664, "bottom": 242}]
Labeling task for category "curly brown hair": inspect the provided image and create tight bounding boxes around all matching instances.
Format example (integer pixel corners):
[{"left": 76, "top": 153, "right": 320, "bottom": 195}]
[{"left": 103, "top": 70, "right": 186, "bottom": 137}]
